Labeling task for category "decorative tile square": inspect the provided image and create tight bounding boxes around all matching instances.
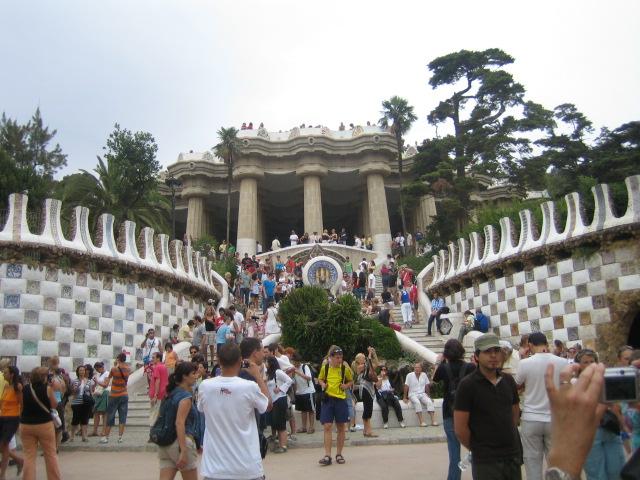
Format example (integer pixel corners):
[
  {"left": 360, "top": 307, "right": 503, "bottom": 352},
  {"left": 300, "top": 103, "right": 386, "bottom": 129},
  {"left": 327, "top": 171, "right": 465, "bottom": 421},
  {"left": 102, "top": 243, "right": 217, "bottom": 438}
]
[
  {"left": 606, "top": 279, "right": 619, "bottom": 291},
  {"left": 42, "top": 325, "right": 56, "bottom": 341},
  {"left": 101, "top": 332, "right": 111, "bottom": 345},
  {"left": 146, "top": 288, "right": 154, "bottom": 299},
  {"left": 76, "top": 273, "right": 87, "bottom": 287},
  {"left": 163, "top": 292, "right": 169, "bottom": 303},
  {"left": 44, "top": 297, "right": 56, "bottom": 311},
  {"left": 61, "top": 285, "right": 72, "bottom": 299},
  {"left": 60, "top": 313, "right": 72, "bottom": 327},
  {"left": 115, "top": 293, "right": 124, "bottom": 306},
  {"left": 540, "top": 304, "right": 551, "bottom": 317},
  {"left": 573, "top": 257, "right": 586, "bottom": 271},
  {"left": 505, "top": 275, "right": 514, "bottom": 288},
  {"left": 553, "top": 316, "right": 565, "bottom": 329},
  {"left": 26, "top": 280, "right": 40, "bottom": 294},
  {"left": 137, "top": 297, "right": 144, "bottom": 309},
  {"left": 473, "top": 283, "right": 480, "bottom": 296},
  {"left": 135, "top": 348, "right": 143, "bottom": 361},
  {"left": 481, "top": 294, "right": 488, "bottom": 306},
  {"left": 113, "top": 346, "right": 122, "bottom": 358},
  {"left": 103, "top": 277, "right": 113, "bottom": 291},
  {"left": 155, "top": 301, "right": 161, "bottom": 313},
  {"left": 114, "top": 320, "right": 123, "bottom": 333},
  {"left": 102, "top": 305, "right": 112, "bottom": 318},
  {"left": 90, "top": 289, "right": 100, "bottom": 302},
  {"left": 127, "top": 283, "right": 136, "bottom": 295},
  {"left": 500, "top": 313, "right": 508, "bottom": 325},
  {"left": 183, "top": 309, "right": 188, "bottom": 319},
  {"left": 561, "top": 273, "right": 572, "bottom": 288},
  {"left": 146, "top": 311, "right": 153, "bottom": 324},
  {"left": 75, "top": 301, "right": 86, "bottom": 315},
  {"left": 126, "top": 308, "right": 135, "bottom": 321},
  {"left": 492, "top": 326, "right": 500, "bottom": 336},
  {"left": 170, "top": 304, "right": 176, "bottom": 316},
  {"left": 567, "top": 326, "right": 579, "bottom": 341},
  {"left": 550, "top": 290, "right": 561, "bottom": 303},
  {"left": 4, "top": 294, "right": 20, "bottom": 309},
  {"left": 497, "top": 290, "right": 505, "bottom": 302},
  {"left": 125, "top": 334, "right": 133, "bottom": 347},
  {"left": 72, "top": 358, "right": 84, "bottom": 369},
  {"left": 23, "top": 341, "right": 38, "bottom": 355},
  {"left": 162, "top": 314, "right": 169, "bottom": 327},
  {"left": 516, "top": 285, "right": 525, "bottom": 297},
  {"left": 589, "top": 267, "right": 602, "bottom": 282},
  {"left": 547, "top": 264, "right": 558, "bottom": 277},
  {"left": 621, "top": 262, "right": 637, "bottom": 276},
  {"left": 25, "top": 310, "right": 39, "bottom": 324},
  {"left": 537, "top": 280, "right": 547, "bottom": 293},
  {"left": 592, "top": 295, "right": 607, "bottom": 309},
  {"left": 510, "top": 324, "right": 519, "bottom": 336},
  {"left": 136, "top": 323, "right": 144, "bottom": 334},
  {"left": 74, "top": 328, "right": 85, "bottom": 343},
  {"left": 6, "top": 264, "right": 23, "bottom": 278},
  {"left": 579, "top": 312, "right": 591, "bottom": 326},
  {"left": 59, "top": 343, "right": 70, "bottom": 357},
  {"left": 45, "top": 268, "right": 58, "bottom": 282},
  {"left": 530, "top": 319, "right": 540, "bottom": 332},
  {"left": 2, "top": 324, "right": 19, "bottom": 340},
  {"left": 87, "top": 344, "right": 98, "bottom": 357},
  {"left": 490, "top": 304, "right": 498, "bottom": 316},
  {"left": 576, "top": 284, "right": 588, "bottom": 298},
  {"left": 507, "top": 299, "right": 516, "bottom": 311},
  {"left": 601, "top": 251, "right": 615, "bottom": 265},
  {"left": 89, "top": 316, "right": 99, "bottom": 330},
  {"left": 525, "top": 270, "right": 534, "bottom": 282},
  {"left": 527, "top": 295, "right": 537, "bottom": 308}
]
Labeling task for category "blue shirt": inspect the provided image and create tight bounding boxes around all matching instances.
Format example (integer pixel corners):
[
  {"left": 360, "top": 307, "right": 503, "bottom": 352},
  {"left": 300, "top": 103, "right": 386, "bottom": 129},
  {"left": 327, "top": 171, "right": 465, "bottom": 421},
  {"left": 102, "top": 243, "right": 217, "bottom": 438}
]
[
  {"left": 431, "top": 298, "right": 445, "bottom": 310},
  {"left": 401, "top": 290, "right": 410, "bottom": 304},
  {"left": 263, "top": 279, "right": 276, "bottom": 297},
  {"left": 275, "top": 262, "right": 285, "bottom": 272},
  {"left": 216, "top": 324, "right": 232, "bottom": 344}
]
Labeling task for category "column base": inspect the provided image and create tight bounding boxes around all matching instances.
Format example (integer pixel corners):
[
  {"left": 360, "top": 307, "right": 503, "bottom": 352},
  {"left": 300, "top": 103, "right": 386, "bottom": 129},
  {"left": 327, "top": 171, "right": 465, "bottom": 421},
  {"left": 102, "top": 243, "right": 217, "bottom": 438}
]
[
  {"left": 373, "top": 233, "right": 392, "bottom": 256},
  {"left": 237, "top": 238, "right": 257, "bottom": 257}
]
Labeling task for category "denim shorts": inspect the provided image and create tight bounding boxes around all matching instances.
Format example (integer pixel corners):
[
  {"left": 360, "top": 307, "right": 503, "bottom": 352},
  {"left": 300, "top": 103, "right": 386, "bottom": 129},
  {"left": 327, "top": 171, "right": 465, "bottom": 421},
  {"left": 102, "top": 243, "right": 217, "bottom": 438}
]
[
  {"left": 107, "top": 395, "right": 128, "bottom": 426},
  {"left": 320, "top": 396, "right": 349, "bottom": 425}
]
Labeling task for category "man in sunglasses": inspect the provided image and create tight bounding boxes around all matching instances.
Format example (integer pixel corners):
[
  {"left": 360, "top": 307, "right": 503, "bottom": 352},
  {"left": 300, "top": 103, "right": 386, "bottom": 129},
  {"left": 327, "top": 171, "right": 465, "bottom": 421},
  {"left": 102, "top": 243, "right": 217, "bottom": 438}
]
[
  {"left": 317, "top": 346, "right": 353, "bottom": 466},
  {"left": 454, "top": 333, "right": 523, "bottom": 479}
]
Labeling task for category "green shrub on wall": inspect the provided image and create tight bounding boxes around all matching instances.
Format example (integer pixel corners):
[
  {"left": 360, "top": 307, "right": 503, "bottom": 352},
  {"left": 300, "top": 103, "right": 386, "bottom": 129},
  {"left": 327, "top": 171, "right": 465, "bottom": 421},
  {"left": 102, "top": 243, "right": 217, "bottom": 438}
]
[{"left": 279, "top": 286, "right": 401, "bottom": 362}]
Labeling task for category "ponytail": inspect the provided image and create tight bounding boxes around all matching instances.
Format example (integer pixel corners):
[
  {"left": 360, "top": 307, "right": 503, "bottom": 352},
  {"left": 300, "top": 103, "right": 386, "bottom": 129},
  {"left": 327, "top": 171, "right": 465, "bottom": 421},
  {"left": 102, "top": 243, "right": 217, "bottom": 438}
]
[{"left": 166, "top": 361, "right": 197, "bottom": 395}]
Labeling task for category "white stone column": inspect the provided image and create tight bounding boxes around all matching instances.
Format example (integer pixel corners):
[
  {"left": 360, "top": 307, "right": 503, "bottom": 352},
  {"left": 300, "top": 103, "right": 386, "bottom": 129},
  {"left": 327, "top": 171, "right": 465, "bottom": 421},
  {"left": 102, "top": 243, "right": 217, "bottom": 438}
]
[
  {"left": 414, "top": 194, "right": 437, "bottom": 232},
  {"left": 365, "top": 171, "right": 392, "bottom": 255},
  {"left": 186, "top": 196, "right": 209, "bottom": 240},
  {"left": 303, "top": 175, "right": 323, "bottom": 235},
  {"left": 236, "top": 177, "right": 258, "bottom": 256},
  {"left": 361, "top": 189, "right": 370, "bottom": 238}
]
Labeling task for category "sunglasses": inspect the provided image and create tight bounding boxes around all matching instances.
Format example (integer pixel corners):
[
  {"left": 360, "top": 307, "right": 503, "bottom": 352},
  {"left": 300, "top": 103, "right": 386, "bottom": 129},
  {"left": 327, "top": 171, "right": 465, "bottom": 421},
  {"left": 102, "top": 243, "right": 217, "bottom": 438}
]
[{"left": 330, "top": 349, "right": 343, "bottom": 356}]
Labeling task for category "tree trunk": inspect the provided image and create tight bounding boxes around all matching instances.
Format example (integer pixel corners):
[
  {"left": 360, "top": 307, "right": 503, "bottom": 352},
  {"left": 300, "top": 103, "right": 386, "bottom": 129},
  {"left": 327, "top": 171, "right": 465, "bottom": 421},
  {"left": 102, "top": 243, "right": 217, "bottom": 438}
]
[
  {"left": 226, "top": 151, "right": 232, "bottom": 243},
  {"left": 396, "top": 134, "right": 408, "bottom": 240},
  {"left": 452, "top": 100, "right": 466, "bottom": 178}
]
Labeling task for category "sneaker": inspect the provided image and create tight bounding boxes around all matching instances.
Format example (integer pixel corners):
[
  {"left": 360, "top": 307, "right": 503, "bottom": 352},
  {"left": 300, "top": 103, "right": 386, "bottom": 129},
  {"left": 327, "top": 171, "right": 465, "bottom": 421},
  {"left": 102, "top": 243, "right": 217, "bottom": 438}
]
[
  {"left": 273, "top": 446, "right": 287, "bottom": 454},
  {"left": 117, "top": 436, "right": 124, "bottom": 443},
  {"left": 349, "top": 426, "right": 356, "bottom": 432},
  {"left": 82, "top": 438, "right": 89, "bottom": 443},
  {"left": 99, "top": 437, "right": 108, "bottom": 444},
  {"left": 420, "top": 422, "right": 428, "bottom": 427},
  {"left": 400, "top": 422, "right": 406, "bottom": 428},
  {"left": 288, "top": 434, "right": 297, "bottom": 442},
  {"left": 383, "top": 423, "right": 388, "bottom": 429},
  {"left": 354, "top": 424, "right": 364, "bottom": 431}
]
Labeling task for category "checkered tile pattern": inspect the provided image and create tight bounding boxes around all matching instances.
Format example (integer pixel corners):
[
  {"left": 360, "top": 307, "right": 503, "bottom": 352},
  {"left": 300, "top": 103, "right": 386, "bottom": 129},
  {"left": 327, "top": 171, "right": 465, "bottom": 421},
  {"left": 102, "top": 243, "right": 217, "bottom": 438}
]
[
  {"left": 0, "top": 263, "right": 205, "bottom": 373},
  {"left": 444, "top": 245, "right": 640, "bottom": 345}
]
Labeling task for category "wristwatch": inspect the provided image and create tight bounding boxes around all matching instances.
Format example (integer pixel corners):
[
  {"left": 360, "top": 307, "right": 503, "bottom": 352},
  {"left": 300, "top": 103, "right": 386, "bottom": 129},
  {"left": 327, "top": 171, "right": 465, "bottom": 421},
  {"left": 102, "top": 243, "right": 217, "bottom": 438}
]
[{"left": 545, "top": 467, "right": 577, "bottom": 480}]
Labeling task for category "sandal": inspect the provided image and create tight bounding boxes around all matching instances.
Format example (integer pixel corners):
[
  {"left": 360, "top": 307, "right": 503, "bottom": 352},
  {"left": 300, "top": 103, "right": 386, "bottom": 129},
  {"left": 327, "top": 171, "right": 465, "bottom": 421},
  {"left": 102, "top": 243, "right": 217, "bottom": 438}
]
[
  {"left": 307, "top": 428, "right": 315, "bottom": 434},
  {"left": 296, "top": 428, "right": 307, "bottom": 434},
  {"left": 335, "top": 454, "right": 346, "bottom": 464},
  {"left": 363, "top": 432, "right": 379, "bottom": 437},
  {"left": 319, "top": 455, "right": 332, "bottom": 466}
]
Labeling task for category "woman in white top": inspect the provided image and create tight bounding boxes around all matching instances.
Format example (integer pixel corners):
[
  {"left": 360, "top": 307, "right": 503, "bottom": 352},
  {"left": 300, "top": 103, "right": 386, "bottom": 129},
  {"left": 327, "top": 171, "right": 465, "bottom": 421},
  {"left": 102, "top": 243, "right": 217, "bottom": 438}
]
[
  {"left": 265, "top": 356, "right": 293, "bottom": 453},
  {"left": 263, "top": 302, "right": 281, "bottom": 335}
]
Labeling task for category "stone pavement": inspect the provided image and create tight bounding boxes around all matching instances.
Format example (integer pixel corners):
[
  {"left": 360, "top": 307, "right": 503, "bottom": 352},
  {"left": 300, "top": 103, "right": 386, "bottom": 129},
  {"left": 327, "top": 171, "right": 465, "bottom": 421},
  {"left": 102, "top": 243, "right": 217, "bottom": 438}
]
[
  {"left": 28, "top": 443, "right": 473, "bottom": 480},
  {"left": 59, "top": 424, "right": 447, "bottom": 452}
]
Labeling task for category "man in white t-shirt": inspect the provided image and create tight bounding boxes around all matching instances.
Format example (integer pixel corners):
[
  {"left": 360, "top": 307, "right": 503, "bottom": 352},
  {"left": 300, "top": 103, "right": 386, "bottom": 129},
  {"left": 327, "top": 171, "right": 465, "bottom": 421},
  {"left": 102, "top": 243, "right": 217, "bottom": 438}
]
[
  {"left": 271, "top": 237, "right": 281, "bottom": 251},
  {"left": 403, "top": 362, "right": 437, "bottom": 427},
  {"left": 291, "top": 353, "right": 316, "bottom": 434},
  {"left": 289, "top": 230, "right": 299, "bottom": 246},
  {"left": 515, "top": 332, "right": 568, "bottom": 480},
  {"left": 228, "top": 305, "right": 245, "bottom": 343},
  {"left": 198, "top": 344, "right": 269, "bottom": 480},
  {"left": 367, "top": 268, "right": 376, "bottom": 300}
]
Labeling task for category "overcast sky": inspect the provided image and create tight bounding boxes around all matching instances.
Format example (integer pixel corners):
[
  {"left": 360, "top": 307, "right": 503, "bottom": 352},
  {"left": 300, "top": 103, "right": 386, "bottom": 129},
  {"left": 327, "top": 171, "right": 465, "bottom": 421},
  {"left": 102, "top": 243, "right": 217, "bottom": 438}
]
[{"left": 1, "top": 0, "right": 638, "bottom": 178}]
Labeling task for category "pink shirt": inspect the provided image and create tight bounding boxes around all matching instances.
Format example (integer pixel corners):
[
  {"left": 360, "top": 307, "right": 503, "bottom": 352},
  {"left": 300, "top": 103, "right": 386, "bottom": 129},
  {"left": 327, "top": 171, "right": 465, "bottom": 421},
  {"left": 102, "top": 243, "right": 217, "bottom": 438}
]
[{"left": 149, "top": 363, "right": 169, "bottom": 400}]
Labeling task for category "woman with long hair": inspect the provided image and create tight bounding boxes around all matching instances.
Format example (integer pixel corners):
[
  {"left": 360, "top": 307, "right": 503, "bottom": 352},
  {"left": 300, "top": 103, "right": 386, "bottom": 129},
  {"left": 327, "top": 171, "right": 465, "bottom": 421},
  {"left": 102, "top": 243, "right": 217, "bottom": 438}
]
[
  {"left": 353, "top": 348, "right": 379, "bottom": 437},
  {"left": 158, "top": 362, "right": 200, "bottom": 480},
  {"left": 91, "top": 362, "right": 110, "bottom": 437},
  {"left": 0, "top": 365, "right": 24, "bottom": 478},
  {"left": 433, "top": 339, "right": 476, "bottom": 480},
  {"left": 20, "top": 367, "right": 61, "bottom": 480},
  {"left": 70, "top": 365, "right": 94, "bottom": 442},
  {"left": 265, "top": 356, "right": 293, "bottom": 453}
]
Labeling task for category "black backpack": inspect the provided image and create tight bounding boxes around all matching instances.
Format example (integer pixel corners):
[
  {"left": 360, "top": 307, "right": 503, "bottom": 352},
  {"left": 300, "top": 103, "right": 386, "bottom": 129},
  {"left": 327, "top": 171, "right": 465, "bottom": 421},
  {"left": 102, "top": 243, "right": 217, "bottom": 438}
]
[
  {"left": 303, "top": 363, "right": 320, "bottom": 390},
  {"left": 150, "top": 389, "right": 191, "bottom": 446},
  {"left": 444, "top": 362, "right": 470, "bottom": 406}
]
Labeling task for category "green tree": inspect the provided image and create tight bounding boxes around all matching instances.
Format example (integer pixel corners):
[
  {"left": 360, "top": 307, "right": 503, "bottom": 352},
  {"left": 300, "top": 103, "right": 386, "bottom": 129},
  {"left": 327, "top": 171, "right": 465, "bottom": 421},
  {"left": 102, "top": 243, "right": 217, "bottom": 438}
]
[
  {"left": 379, "top": 96, "right": 417, "bottom": 236},
  {"left": 214, "top": 127, "right": 239, "bottom": 243},
  {"left": 0, "top": 108, "right": 67, "bottom": 209},
  {"left": 59, "top": 124, "right": 169, "bottom": 233}
]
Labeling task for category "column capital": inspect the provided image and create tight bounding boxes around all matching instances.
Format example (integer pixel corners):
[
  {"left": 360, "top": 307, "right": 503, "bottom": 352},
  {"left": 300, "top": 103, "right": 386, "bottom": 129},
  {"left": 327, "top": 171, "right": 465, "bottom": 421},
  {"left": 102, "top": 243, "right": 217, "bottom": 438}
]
[
  {"left": 180, "top": 186, "right": 209, "bottom": 198},
  {"left": 233, "top": 165, "right": 264, "bottom": 181},
  {"left": 360, "top": 159, "right": 391, "bottom": 177},
  {"left": 297, "top": 156, "right": 328, "bottom": 177}
]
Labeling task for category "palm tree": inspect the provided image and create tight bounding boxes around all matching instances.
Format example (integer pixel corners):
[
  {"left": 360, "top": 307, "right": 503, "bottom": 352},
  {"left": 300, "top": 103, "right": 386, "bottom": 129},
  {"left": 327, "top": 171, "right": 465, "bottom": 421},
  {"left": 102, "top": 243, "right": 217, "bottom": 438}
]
[
  {"left": 379, "top": 96, "right": 417, "bottom": 239},
  {"left": 58, "top": 157, "right": 170, "bottom": 234},
  {"left": 214, "top": 127, "right": 239, "bottom": 244}
]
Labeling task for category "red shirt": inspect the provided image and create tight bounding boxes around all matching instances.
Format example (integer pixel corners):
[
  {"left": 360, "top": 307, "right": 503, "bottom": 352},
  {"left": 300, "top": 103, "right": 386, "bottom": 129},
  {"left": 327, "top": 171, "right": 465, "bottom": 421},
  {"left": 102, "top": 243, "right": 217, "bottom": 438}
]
[{"left": 149, "top": 363, "right": 169, "bottom": 400}]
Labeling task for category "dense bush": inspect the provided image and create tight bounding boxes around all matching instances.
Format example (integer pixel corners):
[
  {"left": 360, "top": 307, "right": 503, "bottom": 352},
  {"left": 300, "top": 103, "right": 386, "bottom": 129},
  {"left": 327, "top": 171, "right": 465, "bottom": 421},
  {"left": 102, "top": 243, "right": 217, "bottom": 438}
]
[{"left": 279, "top": 286, "right": 401, "bottom": 363}]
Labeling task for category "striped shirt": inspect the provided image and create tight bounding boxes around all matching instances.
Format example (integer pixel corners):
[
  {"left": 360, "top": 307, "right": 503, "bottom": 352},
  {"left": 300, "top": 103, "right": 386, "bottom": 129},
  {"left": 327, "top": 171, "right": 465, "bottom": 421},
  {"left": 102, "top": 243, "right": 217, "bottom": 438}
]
[{"left": 109, "top": 365, "right": 130, "bottom": 397}]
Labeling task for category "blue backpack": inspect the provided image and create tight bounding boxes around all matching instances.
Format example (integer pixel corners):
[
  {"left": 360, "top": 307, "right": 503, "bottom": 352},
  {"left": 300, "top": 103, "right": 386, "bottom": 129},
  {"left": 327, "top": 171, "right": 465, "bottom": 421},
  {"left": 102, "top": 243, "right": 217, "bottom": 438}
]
[{"left": 150, "top": 389, "right": 192, "bottom": 446}]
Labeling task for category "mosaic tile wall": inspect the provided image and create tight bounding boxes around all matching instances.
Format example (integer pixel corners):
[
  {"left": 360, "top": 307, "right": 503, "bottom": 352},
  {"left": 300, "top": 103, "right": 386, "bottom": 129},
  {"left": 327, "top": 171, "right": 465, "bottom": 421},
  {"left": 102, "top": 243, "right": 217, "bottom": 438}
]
[
  {"left": 444, "top": 245, "right": 640, "bottom": 345},
  {"left": 0, "top": 263, "right": 206, "bottom": 373}
]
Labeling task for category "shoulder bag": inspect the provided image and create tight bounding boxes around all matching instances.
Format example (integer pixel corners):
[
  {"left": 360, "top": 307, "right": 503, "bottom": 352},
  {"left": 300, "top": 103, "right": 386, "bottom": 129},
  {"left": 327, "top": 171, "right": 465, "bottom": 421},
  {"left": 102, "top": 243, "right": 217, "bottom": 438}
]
[{"left": 30, "top": 384, "right": 62, "bottom": 428}]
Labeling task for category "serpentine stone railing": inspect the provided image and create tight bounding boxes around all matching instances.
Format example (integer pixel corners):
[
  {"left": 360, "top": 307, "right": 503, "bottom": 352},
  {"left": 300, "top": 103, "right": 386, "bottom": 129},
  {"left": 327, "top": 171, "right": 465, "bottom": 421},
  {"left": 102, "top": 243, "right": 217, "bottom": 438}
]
[{"left": 417, "top": 175, "right": 640, "bottom": 353}]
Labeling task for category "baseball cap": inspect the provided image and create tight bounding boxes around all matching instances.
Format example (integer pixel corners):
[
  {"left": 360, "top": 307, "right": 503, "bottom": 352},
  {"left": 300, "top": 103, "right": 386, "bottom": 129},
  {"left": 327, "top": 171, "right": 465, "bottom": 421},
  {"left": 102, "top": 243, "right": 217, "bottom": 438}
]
[
  {"left": 475, "top": 333, "right": 501, "bottom": 352},
  {"left": 528, "top": 332, "right": 548, "bottom": 346}
]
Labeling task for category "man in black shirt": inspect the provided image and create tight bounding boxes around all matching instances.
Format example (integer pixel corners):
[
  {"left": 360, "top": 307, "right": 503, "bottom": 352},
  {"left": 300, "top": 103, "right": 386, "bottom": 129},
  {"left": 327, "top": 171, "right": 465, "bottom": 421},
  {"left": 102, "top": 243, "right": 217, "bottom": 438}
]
[{"left": 454, "top": 333, "right": 522, "bottom": 480}]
